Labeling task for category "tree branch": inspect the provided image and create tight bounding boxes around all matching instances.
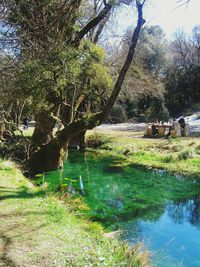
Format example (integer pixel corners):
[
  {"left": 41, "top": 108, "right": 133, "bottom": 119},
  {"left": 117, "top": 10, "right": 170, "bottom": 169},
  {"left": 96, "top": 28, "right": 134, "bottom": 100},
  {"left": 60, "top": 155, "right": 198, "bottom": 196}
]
[
  {"left": 101, "top": 0, "right": 146, "bottom": 119},
  {"left": 74, "top": 0, "right": 113, "bottom": 45},
  {"left": 93, "top": 10, "right": 111, "bottom": 43}
]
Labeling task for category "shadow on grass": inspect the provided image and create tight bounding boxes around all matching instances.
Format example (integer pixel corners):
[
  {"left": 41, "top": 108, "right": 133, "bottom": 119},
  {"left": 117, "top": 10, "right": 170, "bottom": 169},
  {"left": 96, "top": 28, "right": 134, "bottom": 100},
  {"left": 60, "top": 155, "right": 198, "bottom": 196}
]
[
  {"left": 0, "top": 185, "right": 50, "bottom": 266},
  {"left": 0, "top": 187, "right": 52, "bottom": 267},
  {"left": 0, "top": 235, "right": 15, "bottom": 267},
  {"left": 0, "top": 221, "right": 49, "bottom": 267},
  {"left": 0, "top": 186, "right": 44, "bottom": 202}
]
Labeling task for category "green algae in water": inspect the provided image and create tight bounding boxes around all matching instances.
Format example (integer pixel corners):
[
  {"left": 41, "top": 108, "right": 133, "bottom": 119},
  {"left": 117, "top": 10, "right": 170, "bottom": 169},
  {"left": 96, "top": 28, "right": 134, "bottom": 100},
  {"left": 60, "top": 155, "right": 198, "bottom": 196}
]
[{"left": 40, "top": 151, "right": 200, "bottom": 267}]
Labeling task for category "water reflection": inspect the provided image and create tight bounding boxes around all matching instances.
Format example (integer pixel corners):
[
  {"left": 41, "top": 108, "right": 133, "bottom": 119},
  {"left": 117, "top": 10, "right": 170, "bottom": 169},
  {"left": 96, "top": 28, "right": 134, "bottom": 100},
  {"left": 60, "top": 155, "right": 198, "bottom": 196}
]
[
  {"left": 42, "top": 151, "right": 200, "bottom": 266},
  {"left": 168, "top": 196, "right": 200, "bottom": 228}
]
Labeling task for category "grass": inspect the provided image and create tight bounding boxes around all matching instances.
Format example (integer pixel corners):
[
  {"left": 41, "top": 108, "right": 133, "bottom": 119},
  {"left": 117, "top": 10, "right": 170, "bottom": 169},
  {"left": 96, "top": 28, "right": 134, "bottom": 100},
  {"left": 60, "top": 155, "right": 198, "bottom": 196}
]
[
  {"left": 6, "top": 126, "right": 200, "bottom": 265},
  {"left": 87, "top": 130, "right": 200, "bottom": 178},
  {"left": 15, "top": 127, "right": 34, "bottom": 137},
  {"left": 15, "top": 126, "right": 200, "bottom": 177},
  {"left": 0, "top": 159, "right": 150, "bottom": 267},
  {"left": 14, "top": 126, "right": 200, "bottom": 177}
]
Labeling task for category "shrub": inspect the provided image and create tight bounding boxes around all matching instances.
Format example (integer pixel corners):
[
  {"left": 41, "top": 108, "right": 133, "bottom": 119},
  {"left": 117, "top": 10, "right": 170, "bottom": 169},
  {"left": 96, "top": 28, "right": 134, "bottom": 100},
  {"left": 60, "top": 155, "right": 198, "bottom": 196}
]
[
  {"left": 87, "top": 133, "right": 108, "bottom": 148},
  {"left": 177, "top": 150, "right": 191, "bottom": 160},
  {"left": 195, "top": 145, "right": 200, "bottom": 155},
  {"left": 170, "top": 145, "right": 181, "bottom": 152},
  {"left": 188, "top": 141, "right": 196, "bottom": 146},
  {"left": 162, "top": 154, "right": 174, "bottom": 163}
]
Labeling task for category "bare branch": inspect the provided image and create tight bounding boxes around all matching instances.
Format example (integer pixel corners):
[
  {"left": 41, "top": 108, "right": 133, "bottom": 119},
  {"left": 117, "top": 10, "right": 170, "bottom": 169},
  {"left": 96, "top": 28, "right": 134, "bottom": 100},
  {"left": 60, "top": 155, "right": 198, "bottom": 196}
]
[{"left": 176, "top": 0, "right": 191, "bottom": 8}]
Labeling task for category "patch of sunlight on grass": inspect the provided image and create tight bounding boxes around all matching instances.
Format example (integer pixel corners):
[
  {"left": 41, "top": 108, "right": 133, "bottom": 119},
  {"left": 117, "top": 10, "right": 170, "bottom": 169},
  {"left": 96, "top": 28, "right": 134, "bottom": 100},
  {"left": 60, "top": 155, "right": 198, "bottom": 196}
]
[
  {"left": 15, "top": 127, "right": 34, "bottom": 137},
  {"left": 87, "top": 131, "right": 200, "bottom": 178}
]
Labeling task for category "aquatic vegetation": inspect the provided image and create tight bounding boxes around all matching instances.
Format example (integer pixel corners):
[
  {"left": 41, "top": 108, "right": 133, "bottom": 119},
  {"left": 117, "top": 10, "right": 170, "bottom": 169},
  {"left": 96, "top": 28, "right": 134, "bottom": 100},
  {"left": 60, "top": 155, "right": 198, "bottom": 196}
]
[
  {"left": 41, "top": 151, "right": 200, "bottom": 225},
  {"left": 1, "top": 158, "right": 150, "bottom": 267},
  {"left": 41, "top": 151, "right": 200, "bottom": 266}
]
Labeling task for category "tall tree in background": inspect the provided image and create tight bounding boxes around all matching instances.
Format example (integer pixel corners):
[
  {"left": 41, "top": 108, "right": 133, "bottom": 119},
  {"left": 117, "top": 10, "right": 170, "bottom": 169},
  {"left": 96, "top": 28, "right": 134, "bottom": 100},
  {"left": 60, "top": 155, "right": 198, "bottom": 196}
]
[
  {"left": 165, "top": 25, "right": 200, "bottom": 113},
  {"left": 106, "top": 25, "right": 167, "bottom": 122}
]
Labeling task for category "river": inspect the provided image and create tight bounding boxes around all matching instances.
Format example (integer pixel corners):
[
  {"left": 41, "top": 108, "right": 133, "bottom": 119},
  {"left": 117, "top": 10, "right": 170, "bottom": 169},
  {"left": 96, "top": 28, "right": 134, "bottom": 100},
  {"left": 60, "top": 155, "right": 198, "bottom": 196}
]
[{"left": 39, "top": 151, "right": 200, "bottom": 267}]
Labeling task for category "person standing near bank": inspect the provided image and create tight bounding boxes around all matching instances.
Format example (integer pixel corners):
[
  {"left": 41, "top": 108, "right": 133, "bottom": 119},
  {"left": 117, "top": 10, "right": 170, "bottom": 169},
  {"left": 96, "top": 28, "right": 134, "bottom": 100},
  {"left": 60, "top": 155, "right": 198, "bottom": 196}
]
[
  {"left": 178, "top": 115, "right": 186, "bottom": 129},
  {"left": 23, "top": 117, "right": 29, "bottom": 130}
]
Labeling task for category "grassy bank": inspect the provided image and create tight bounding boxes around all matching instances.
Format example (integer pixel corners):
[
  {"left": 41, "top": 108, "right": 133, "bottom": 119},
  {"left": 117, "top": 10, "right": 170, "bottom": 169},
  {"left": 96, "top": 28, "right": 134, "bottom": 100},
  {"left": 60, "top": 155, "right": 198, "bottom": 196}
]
[
  {"left": 13, "top": 127, "right": 200, "bottom": 177},
  {"left": 87, "top": 130, "right": 200, "bottom": 178},
  {"left": 0, "top": 159, "right": 150, "bottom": 267}
]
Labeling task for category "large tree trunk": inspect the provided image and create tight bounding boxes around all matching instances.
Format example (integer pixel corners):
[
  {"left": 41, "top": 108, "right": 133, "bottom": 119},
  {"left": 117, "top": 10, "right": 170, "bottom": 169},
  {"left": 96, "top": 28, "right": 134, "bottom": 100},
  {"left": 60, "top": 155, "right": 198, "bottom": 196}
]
[
  {"left": 29, "top": 113, "right": 102, "bottom": 173},
  {"left": 28, "top": 141, "right": 64, "bottom": 173},
  {"left": 29, "top": 0, "right": 145, "bottom": 174},
  {"left": 31, "top": 109, "right": 57, "bottom": 147}
]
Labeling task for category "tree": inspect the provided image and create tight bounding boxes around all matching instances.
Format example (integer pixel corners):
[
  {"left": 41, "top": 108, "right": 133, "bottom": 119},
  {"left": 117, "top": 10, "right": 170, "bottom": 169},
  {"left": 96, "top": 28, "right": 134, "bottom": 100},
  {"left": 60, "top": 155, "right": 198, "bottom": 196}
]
[
  {"left": 1, "top": 0, "right": 118, "bottom": 147},
  {"left": 105, "top": 25, "right": 167, "bottom": 121},
  {"left": 137, "top": 25, "right": 167, "bottom": 76},
  {"left": 165, "top": 25, "right": 200, "bottom": 113},
  {"left": 1, "top": 0, "right": 147, "bottom": 172},
  {"left": 0, "top": 54, "right": 27, "bottom": 128},
  {"left": 28, "top": 0, "right": 146, "bottom": 173}
]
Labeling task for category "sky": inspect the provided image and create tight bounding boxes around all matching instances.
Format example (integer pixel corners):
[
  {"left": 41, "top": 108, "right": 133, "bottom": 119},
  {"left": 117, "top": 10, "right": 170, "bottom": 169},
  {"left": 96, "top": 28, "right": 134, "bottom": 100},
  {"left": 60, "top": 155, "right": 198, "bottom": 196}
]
[
  {"left": 145, "top": 0, "right": 200, "bottom": 37},
  {"left": 117, "top": 0, "right": 200, "bottom": 39}
]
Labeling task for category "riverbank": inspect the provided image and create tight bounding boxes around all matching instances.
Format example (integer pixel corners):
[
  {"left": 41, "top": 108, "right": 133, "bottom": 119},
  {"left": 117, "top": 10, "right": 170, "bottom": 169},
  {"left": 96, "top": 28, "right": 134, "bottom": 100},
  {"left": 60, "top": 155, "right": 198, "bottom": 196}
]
[
  {"left": 87, "top": 129, "right": 200, "bottom": 178},
  {"left": 0, "top": 159, "right": 150, "bottom": 267}
]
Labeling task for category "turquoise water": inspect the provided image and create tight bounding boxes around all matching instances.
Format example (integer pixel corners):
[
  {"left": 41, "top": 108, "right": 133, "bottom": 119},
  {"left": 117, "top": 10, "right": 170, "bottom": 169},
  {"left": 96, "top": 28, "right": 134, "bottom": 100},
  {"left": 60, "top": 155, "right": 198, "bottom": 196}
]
[{"left": 40, "top": 151, "right": 200, "bottom": 266}]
